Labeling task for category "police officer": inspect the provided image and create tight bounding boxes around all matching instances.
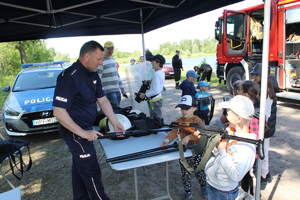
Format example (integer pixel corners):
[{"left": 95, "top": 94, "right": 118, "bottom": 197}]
[
  {"left": 172, "top": 50, "right": 184, "bottom": 89},
  {"left": 53, "top": 40, "right": 124, "bottom": 200},
  {"left": 199, "top": 63, "right": 212, "bottom": 83}
]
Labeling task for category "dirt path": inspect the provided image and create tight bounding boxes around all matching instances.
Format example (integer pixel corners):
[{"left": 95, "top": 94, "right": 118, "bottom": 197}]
[{"left": 1, "top": 76, "right": 300, "bottom": 199}]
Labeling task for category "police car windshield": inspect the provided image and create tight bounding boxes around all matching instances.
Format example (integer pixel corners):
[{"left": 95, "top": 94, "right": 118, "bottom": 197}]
[{"left": 13, "top": 71, "right": 61, "bottom": 92}]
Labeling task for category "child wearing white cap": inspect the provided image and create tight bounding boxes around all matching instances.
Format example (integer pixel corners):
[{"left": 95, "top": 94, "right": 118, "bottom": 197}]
[
  {"left": 205, "top": 95, "right": 257, "bottom": 200},
  {"left": 161, "top": 95, "right": 207, "bottom": 200}
]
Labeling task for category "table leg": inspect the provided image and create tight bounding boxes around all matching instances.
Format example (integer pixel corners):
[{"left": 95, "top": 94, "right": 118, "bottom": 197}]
[
  {"left": 0, "top": 170, "right": 16, "bottom": 189},
  {"left": 150, "top": 162, "right": 173, "bottom": 200},
  {"left": 166, "top": 162, "right": 171, "bottom": 198},
  {"left": 134, "top": 168, "right": 138, "bottom": 200}
]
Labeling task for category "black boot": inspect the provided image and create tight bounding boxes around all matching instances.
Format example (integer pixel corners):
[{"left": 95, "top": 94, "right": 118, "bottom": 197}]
[{"left": 175, "top": 82, "right": 180, "bottom": 89}]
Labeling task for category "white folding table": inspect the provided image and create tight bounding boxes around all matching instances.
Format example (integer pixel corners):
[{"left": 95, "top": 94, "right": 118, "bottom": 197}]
[{"left": 98, "top": 132, "right": 192, "bottom": 200}]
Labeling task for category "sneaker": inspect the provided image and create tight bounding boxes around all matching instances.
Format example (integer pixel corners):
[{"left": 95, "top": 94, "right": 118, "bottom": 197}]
[
  {"left": 261, "top": 173, "right": 271, "bottom": 184},
  {"left": 175, "top": 86, "right": 180, "bottom": 89},
  {"left": 182, "top": 191, "right": 192, "bottom": 200},
  {"left": 266, "top": 172, "right": 271, "bottom": 181},
  {"left": 260, "top": 173, "right": 271, "bottom": 190}
]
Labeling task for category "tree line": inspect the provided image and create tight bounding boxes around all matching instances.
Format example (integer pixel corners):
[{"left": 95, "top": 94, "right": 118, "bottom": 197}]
[
  {"left": 0, "top": 37, "right": 216, "bottom": 77},
  {"left": 114, "top": 37, "right": 217, "bottom": 63},
  {"left": 0, "top": 40, "right": 71, "bottom": 77}
]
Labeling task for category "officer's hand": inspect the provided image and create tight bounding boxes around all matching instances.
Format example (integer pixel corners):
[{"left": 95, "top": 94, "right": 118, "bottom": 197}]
[
  {"left": 82, "top": 130, "right": 103, "bottom": 141},
  {"left": 113, "top": 122, "right": 125, "bottom": 135}
]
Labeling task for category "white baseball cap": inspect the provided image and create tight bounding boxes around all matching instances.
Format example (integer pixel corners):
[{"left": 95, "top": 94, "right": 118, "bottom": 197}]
[
  {"left": 175, "top": 95, "right": 197, "bottom": 110},
  {"left": 219, "top": 95, "right": 254, "bottom": 120}
]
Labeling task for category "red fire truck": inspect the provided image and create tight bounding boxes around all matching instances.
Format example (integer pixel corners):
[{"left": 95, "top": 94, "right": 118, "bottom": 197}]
[{"left": 215, "top": 0, "right": 300, "bottom": 101}]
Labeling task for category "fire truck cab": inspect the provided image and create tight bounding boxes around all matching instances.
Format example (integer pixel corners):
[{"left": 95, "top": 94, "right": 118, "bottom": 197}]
[{"left": 215, "top": 0, "right": 300, "bottom": 102}]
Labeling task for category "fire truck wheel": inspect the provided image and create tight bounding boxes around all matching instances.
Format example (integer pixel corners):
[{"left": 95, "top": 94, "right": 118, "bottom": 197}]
[{"left": 226, "top": 66, "right": 245, "bottom": 95}]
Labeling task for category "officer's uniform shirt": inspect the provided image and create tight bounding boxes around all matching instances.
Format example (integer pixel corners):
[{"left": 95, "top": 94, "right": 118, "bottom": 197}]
[{"left": 53, "top": 60, "right": 105, "bottom": 129}]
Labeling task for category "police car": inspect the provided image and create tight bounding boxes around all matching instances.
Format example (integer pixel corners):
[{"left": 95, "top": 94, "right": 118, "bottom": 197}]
[{"left": 1, "top": 61, "right": 66, "bottom": 136}]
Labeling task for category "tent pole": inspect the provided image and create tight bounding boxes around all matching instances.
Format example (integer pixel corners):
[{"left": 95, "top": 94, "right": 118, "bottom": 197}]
[
  {"left": 255, "top": 0, "right": 271, "bottom": 199},
  {"left": 140, "top": 8, "right": 146, "bottom": 57}
]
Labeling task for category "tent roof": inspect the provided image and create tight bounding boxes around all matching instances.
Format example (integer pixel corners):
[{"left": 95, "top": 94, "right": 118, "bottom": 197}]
[{"left": 0, "top": 0, "right": 243, "bottom": 42}]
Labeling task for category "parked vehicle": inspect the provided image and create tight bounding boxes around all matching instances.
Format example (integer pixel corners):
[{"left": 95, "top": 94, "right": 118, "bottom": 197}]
[
  {"left": 1, "top": 61, "right": 66, "bottom": 136},
  {"left": 215, "top": 0, "right": 300, "bottom": 101},
  {"left": 163, "top": 62, "right": 174, "bottom": 78}
]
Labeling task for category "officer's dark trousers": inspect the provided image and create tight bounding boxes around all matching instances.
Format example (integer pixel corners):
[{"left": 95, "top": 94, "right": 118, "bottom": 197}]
[
  {"left": 174, "top": 67, "right": 181, "bottom": 83},
  {"left": 200, "top": 69, "right": 212, "bottom": 82},
  {"left": 60, "top": 125, "right": 109, "bottom": 200}
]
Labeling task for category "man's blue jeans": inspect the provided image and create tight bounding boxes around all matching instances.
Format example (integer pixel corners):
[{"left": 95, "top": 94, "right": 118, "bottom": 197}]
[
  {"left": 106, "top": 91, "right": 121, "bottom": 109},
  {"left": 207, "top": 183, "right": 238, "bottom": 200}
]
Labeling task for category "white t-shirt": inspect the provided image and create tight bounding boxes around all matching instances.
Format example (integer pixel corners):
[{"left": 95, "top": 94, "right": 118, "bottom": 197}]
[{"left": 146, "top": 69, "right": 165, "bottom": 99}]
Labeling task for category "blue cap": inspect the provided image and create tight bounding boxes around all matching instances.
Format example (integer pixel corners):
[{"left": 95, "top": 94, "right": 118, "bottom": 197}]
[
  {"left": 130, "top": 58, "right": 135, "bottom": 61},
  {"left": 186, "top": 70, "right": 200, "bottom": 78},
  {"left": 250, "top": 63, "right": 262, "bottom": 75},
  {"left": 198, "top": 81, "right": 210, "bottom": 87}
]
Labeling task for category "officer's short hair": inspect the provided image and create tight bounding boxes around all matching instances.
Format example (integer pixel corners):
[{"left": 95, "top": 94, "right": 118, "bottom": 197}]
[{"left": 80, "top": 40, "right": 104, "bottom": 57}]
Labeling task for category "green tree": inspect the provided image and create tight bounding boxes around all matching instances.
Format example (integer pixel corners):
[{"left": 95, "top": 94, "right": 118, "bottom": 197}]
[
  {"left": 54, "top": 52, "right": 71, "bottom": 62},
  {"left": 26, "top": 40, "right": 54, "bottom": 63},
  {"left": 192, "top": 43, "right": 199, "bottom": 53},
  {"left": 159, "top": 42, "right": 171, "bottom": 51},
  {"left": 15, "top": 41, "right": 28, "bottom": 64},
  {"left": 0, "top": 42, "right": 22, "bottom": 76},
  {"left": 161, "top": 48, "right": 170, "bottom": 56},
  {"left": 131, "top": 50, "right": 141, "bottom": 61},
  {"left": 179, "top": 39, "right": 192, "bottom": 52},
  {"left": 0, "top": 40, "right": 55, "bottom": 76},
  {"left": 184, "top": 49, "right": 191, "bottom": 57},
  {"left": 202, "top": 37, "right": 217, "bottom": 53},
  {"left": 193, "top": 39, "right": 201, "bottom": 53}
]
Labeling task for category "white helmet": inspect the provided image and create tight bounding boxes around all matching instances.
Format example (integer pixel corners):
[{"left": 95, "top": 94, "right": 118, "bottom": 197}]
[
  {"left": 99, "top": 114, "right": 132, "bottom": 133},
  {"left": 130, "top": 109, "right": 142, "bottom": 115}
]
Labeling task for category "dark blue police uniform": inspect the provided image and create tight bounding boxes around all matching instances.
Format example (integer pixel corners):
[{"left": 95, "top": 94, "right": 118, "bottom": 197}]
[{"left": 53, "top": 60, "right": 109, "bottom": 200}]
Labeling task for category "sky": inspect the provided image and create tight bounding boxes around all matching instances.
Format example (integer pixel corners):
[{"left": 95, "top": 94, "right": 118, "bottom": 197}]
[{"left": 46, "top": 0, "right": 263, "bottom": 58}]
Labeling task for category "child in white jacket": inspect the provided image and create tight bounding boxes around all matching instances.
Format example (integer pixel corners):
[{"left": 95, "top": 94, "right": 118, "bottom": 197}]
[{"left": 205, "top": 95, "right": 256, "bottom": 200}]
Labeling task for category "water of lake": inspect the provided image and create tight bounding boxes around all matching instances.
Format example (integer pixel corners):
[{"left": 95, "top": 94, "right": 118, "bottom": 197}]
[{"left": 181, "top": 56, "right": 216, "bottom": 73}]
